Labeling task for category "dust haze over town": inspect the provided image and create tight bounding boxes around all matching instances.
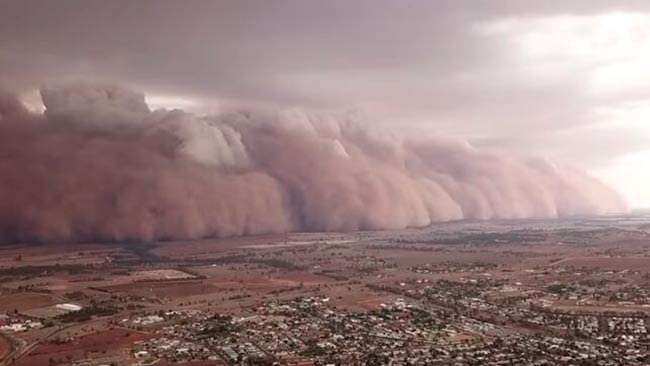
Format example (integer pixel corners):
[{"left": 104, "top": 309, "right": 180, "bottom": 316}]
[{"left": 1, "top": 1, "right": 650, "bottom": 366}]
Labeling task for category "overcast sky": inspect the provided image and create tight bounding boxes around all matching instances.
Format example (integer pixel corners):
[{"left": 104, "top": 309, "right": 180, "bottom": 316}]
[{"left": 2, "top": 0, "right": 649, "bottom": 207}]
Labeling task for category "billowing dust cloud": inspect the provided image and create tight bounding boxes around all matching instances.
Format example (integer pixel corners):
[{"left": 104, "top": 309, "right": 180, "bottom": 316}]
[{"left": 0, "top": 84, "right": 626, "bottom": 243}]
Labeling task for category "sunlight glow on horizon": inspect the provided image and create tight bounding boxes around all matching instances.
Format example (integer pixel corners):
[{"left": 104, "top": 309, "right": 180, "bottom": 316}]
[{"left": 477, "top": 11, "right": 650, "bottom": 208}]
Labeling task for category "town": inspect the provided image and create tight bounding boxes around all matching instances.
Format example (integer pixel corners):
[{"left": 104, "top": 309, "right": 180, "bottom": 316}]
[{"left": 2, "top": 213, "right": 650, "bottom": 366}]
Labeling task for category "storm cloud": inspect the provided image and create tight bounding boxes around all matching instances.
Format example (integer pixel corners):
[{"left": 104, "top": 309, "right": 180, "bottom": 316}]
[
  {"left": 0, "top": 84, "right": 625, "bottom": 243},
  {"left": 1, "top": 1, "right": 649, "bottom": 206}
]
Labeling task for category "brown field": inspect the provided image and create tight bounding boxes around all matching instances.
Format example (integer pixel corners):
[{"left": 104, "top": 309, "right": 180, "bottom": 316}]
[
  {"left": 370, "top": 247, "right": 531, "bottom": 267},
  {"left": 551, "top": 256, "right": 650, "bottom": 271},
  {"left": 0, "top": 292, "right": 60, "bottom": 312},
  {"left": 0, "top": 335, "right": 11, "bottom": 361},
  {"left": 151, "top": 234, "right": 288, "bottom": 259},
  {"left": 1, "top": 275, "right": 98, "bottom": 293},
  {"left": 16, "top": 328, "right": 152, "bottom": 366},
  {"left": 101, "top": 280, "right": 219, "bottom": 298},
  {"left": 206, "top": 271, "right": 334, "bottom": 290},
  {"left": 131, "top": 269, "right": 197, "bottom": 281},
  {"left": 318, "top": 284, "right": 396, "bottom": 311},
  {"left": 21, "top": 304, "right": 78, "bottom": 319},
  {"left": 0, "top": 243, "right": 121, "bottom": 269},
  {"left": 272, "top": 272, "right": 334, "bottom": 284}
]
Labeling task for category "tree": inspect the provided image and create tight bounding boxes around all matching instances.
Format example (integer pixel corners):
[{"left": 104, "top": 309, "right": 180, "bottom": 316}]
[{"left": 364, "top": 352, "right": 388, "bottom": 366}]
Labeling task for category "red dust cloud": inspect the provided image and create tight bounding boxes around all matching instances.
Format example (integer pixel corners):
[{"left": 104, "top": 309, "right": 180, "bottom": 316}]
[{"left": 0, "top": 83, "right": 626, "bottom": 243}]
